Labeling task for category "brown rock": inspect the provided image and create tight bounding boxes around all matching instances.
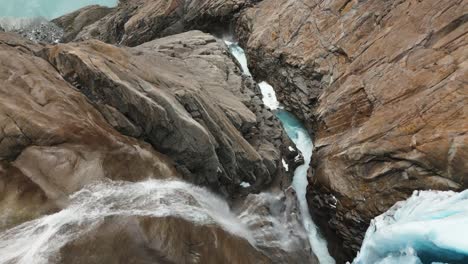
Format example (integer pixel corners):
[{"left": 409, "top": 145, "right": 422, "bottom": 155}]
[
  {"left": 236, "top": 0, "right": 468, "bottom": 258},
  {"left": 59, "top": 216, "right": 272, "bottom": 264},
  {"left": 52, "top": 4, "right": 114, "bottom": 42},
  {"left": 0, "top": 32, "right": 176, "bottom": 229},
  {"left": 41, "top": 31, "right": 287, "bottom": 193},
  {"left": 62, "top": 0, "right": 248, "bottom": 46}
]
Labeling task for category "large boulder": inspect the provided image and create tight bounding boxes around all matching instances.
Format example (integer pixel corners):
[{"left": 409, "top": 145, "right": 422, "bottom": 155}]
[
  {"left": 236, "top": 0, "right": 468, "bottom": 258},
  {"left": 41, "top": 30, "right": 289, "bottom": 194},
  {"left": 0, "top": 33, "right": 177, "bottom": 229},
  {"left": 57, "top": 0, "right": 249, "bottom": 46}
]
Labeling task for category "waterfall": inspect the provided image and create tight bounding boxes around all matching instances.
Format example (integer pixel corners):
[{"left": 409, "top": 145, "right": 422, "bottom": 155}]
[
  {"left": 225, "top": 40, "right": 335, "bottom": 264},
  {"left": 353, "top": 190, "right": 468, "bottom": 264},
  {"left": 0, "top": 179, "right": 309, "bottom": 263}
]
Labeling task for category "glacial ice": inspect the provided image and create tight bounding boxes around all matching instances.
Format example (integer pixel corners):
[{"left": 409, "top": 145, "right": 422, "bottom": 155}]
[{"left": 353, "top": 190, "right": 468, "bottom": 264}]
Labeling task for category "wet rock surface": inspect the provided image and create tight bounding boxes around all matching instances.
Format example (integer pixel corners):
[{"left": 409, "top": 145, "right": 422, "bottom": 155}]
[
  {"left": 58, "top": 215, "right": 272, "bottom": 264},
  {"left": 235, "top": 0, "right": 468, "bottom": 258}
]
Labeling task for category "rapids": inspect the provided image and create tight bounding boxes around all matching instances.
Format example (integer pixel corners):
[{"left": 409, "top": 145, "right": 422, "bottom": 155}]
[{"left": 225, "top": 40, "right": 335, "bottom": 264}]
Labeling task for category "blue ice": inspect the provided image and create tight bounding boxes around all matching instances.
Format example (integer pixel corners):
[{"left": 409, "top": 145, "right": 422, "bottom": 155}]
[{"left": 353, "top": 190, "right": 468, "bottom": 264}]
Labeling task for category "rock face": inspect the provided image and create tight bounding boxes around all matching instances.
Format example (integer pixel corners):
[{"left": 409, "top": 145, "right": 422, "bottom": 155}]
[
  {"left": 59, "top": 0, "right": 249, "bottom": 46},
  {"left": 236, "top": 0, "right": 468, "bottom": 258},
  {"left": 0, "top": 33, "right": 177, "bottom": 230},
  {"left": 58, "top": 215, "right": 272, "bottom": 264},
  {"left": 0, "top": 31, "right": 304, "bottom": 263},
  {"left": 41, "top": 30, "right": 288, "bottom": 194},
  {"left": 51, "top": 4, "right": 113, "bottom": 42}
]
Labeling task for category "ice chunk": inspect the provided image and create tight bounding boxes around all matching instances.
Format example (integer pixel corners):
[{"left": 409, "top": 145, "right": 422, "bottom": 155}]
[{"left": 353, "top": 190, "right": 468, "bottom": 264}]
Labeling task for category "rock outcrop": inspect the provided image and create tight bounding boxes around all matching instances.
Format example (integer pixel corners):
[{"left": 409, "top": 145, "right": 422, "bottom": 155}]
[
  {"left": 41, "top": 30, "right": 290, "bottom": 194},
  {"left": 52, "top": 4, "right": 113, "bottom": 42},
  {"left": 57, "top": 0, "right": 249, "bottom": 46},
  {"left": 0, "top": 33, "right": 177, "bottom": 230},
  {"left": 0, "top": 31, "right": 304, "bottom": 263},
  {"left": 235, "top": 0, "right": 468, "bottom": 258},
  {"left": 58, "top": 215, "right": 273, "bottom": 264}
]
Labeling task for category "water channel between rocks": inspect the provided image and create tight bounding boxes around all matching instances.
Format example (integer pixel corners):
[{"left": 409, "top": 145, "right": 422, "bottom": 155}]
[{"left": 226, "top": 40, "right": 335, "bottom": 264}]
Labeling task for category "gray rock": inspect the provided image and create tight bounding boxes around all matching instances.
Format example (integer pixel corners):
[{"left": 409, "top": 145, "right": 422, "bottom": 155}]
[{"left": 42, "top": 31, "right": 291, "bottom": 193}]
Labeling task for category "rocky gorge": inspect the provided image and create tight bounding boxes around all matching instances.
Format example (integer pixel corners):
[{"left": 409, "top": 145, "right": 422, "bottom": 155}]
[{"left": 0, "top": 0, "right": 467, "bottom": 263}]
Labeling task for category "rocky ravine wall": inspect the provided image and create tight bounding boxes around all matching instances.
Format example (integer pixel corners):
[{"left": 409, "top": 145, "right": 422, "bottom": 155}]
[
  {"left": 45, "top": 0, "right": 467, "bottom": 260},
  {"left": 0, "top": 29, "right": 309, "bottom": 263},
  {"left": 235, "top": 0, "right": 468, "bottom": 258}
]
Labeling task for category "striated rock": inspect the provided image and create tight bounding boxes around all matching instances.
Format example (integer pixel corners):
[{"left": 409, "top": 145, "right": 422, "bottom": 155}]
[
  {"left": 60, "top": 0, "right": 249, "bottom": 46},
  {"left": 52, "top": 4, "right": 113, "bottom": 42},
  {"left": 236, "top": 0, "right": 468, "bottom": 258},
  {"left": 0, "top": 32, "right": 177, "bottom": 229},
  {"left": 41, "top": 30, "right": 289, "bottom": 194}
]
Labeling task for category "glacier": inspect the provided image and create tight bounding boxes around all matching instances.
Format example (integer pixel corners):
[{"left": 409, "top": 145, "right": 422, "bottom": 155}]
[{"left": 353, "top": 190, "right": 468, "bottom": 264}]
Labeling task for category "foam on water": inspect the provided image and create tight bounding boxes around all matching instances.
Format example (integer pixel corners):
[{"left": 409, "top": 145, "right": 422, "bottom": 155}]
[
  {"left": 224, "top": 41, "right": 335, "bottom": 263},
  {"left": 225, "top": 40, "right": 252, "bottom": 76},
  {"left": 258, "top": 81, "right": 281, "bottom": 110},
  {"left": 353, "top": 190, "right": 468, "bottom": 264},
  {"left": 0, "top": 179, "right": 308, "bottom": 264},
  {"left": 276, "top": 110, "right": 335, "bottom": 264},
  {"left": 0, "top": 180, "right": 252, "bottom": 264}
]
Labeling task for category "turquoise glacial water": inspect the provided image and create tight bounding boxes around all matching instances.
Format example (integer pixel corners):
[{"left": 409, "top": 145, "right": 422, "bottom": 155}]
[
  {"left": 225, "top": 40, "right": 335, "bottom": 264},
  {"left": 0, "top": 0, "right": 118, "bottom": 19}
]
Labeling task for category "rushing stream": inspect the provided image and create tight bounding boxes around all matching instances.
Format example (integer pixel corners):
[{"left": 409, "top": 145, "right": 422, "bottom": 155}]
[
  {"left": 0, "top": 180, "right": 309, "bottom": 263},
  {"left": 226, "top": 40, "right": 335, "bottom": 264},
  {"left": 225, "top": 40, "right": 468, "bottom": 264}
]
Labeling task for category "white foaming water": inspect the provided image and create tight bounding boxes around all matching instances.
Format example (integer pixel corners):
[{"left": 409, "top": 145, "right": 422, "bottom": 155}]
[
  {"left": 223, "top": 41, "right": 335, "bottom": 263},
  {"left": 225, "top": 40, "right": 252, "bottom": 76},
  {"left": 353, "top": 190, "right": 468, "bottom": 264},
  {"left": 0, "top": 179, "right": 306, "bottom": 264},
  {"left": 276, "top": 109, "right": 335, "bottom": 264},
  {"left": 0, "top": 0, "right": 117, "bottom": 19},
  {"left": 258, "top": 81, "right": 281, "bottom": 110}
]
